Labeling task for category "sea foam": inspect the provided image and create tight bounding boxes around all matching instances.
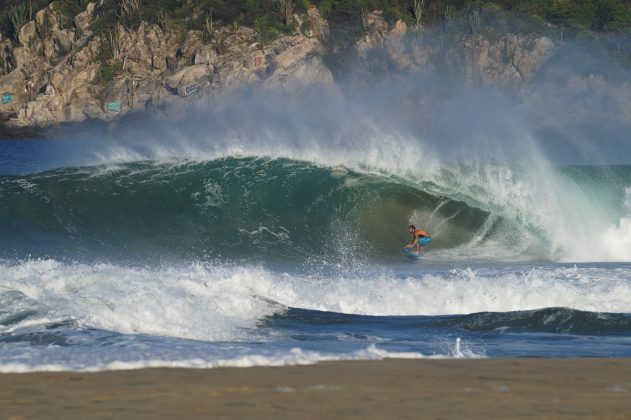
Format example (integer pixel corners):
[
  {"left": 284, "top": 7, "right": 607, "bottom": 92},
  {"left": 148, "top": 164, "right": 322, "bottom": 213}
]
[{"left": 1, "top": 260, "right": 630, "bottom": 342}]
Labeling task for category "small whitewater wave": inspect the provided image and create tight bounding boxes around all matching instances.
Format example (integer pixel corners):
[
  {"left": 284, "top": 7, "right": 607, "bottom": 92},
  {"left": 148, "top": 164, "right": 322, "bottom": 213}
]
[
  {"left": 1, "top": 260, "right": 630, "bottom": 342},
  {"left": 0, "top": 259, "right": 283, "bottom": 341},
  {"left": 0, "top": 342, "right": 478, "bottom": 373}
]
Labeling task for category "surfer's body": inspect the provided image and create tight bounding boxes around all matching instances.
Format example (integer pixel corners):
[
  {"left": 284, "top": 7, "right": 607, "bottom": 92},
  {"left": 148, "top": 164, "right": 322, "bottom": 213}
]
[{"left": 404, "top": 225, "right": 431, "bottom": 255}]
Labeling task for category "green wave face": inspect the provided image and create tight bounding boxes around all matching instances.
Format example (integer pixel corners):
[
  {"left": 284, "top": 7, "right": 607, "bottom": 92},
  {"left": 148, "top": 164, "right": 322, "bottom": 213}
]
[
  {"left": 0, "top": 157, "right": 505, "bottom": 263},
  {"left": 1, "top": 158, "right": 629, "bottom": 263}
]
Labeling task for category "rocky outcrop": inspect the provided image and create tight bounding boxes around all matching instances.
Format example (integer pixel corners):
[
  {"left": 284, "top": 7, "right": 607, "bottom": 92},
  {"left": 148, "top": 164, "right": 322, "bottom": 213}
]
[
  {"left": 356, "top": 10, "right": 392, "bottom": 57},
  {"left": 457, "top": 34, "right": 554, "bottom": 85},
  {"left": 0, "top": 4, "right": 334, "bottom": 129},
  {"left": 355, "top": 10, "right": 554, "bottom": 87},
  {"left": 306, "top": 6, "right": 329, "bottom": 41}
]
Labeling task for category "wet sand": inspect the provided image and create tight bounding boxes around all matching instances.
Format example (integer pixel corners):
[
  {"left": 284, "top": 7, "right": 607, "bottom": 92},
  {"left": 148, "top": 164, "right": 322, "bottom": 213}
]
[{"left": 1, "top": 359, "right": 630, "bottom": 419}]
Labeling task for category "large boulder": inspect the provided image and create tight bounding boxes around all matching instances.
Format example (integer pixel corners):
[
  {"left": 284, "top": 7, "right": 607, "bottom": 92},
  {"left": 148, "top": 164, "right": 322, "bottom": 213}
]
[
  {"left": 35, "top": 6, "right": 60, "bottom": 34},
  {"left": 143, "top": 24, "right": 170, "bottom": 71},
  {"left": 214, "top": 26, "right": 258, "bottom": 55},
  {"left": 50, "top": 65, "right": 97, "bottom": 102},
  {"left": 18, "top": 21, "right": 37, "bottom": 47},
  {"left": 83, "top": 101, "right": 106, "bottom": 119},
  {"left": 63, "top": 84, "right": 100, "bottom": 122},
  {"left": 0, "top": 70, "right": 25, "bottom": 114},
  {"left": 306, "top": 6, "right": 329, "bottom": 41},
  {"left": 52, "top": 29, "right": 76, "bottom": 55},
  {"left": 356, "top": 10, "right": 389, "bottom": 57},
  {"left": 71, "top": 38, "right": 101, "bottom": 70},
  {"left": 355, "top": 12, "right": 412, "bottom": 66},
  {"left": 513, "top": 36, "right": 554, "bottom": 82},
  {"left": 166, "top": 64, "right": 212, "bottom": 97},
  {"left": 390, "top": 20, "right": 407, "bottom": 38},
  {"left": 264, "top": 34, "right": 334, "bottom": 89},
  {"left": 11, "top": 47, "right": 35, "bottom": 69},
  {"left": 471, "top": 34, "right": 554, "bottom": 85},
  {"left": 193, "top": 45, "right": 218, "bottom": 65},
  {"left": 74, "top": 2, "right": 96, "bottom": 33},
  {"left": 22, "top": 96, "right": 60, "bottom": 125},
  {"left": 182, "top": 31, "right": 203, "bottom": 63}
]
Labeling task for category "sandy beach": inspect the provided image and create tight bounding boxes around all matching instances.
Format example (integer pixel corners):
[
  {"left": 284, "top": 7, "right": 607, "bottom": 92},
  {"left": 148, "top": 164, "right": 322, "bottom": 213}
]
[{"left": 1, "top": 359, "right": 630, "bottom": 419}]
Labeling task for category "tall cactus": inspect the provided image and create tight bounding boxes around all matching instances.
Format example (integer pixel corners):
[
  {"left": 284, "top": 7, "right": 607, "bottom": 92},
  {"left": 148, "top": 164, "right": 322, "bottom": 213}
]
[
  {"left": 276, "top": 0, "right": 294, "bottom": 25},
  {"left": 412, "top": 0, "right": 426, "bottom": 28},
  {"left": 444, "top": 5, "right": 456, "bottom": 24},
  {"left": 7, "top": 4, "right": 29, "bottom": 42},
  {"left": 106, "top": 27, "right": 122, "bottom": 59},
  {"left": 120, "top": 0, "right": 141, "bottom": 18},
  {"left": 468, "top": 8, "right": 482, "bottom": 34}
]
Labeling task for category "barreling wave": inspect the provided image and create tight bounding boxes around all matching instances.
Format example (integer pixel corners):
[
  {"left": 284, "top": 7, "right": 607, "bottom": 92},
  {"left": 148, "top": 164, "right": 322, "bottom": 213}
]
[{"left": 0, "top": 157, "right": 630, "bottom": 262}]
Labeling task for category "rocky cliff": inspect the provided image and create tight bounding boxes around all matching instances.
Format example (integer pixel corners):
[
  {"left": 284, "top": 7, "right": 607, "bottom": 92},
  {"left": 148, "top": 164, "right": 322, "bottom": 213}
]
[
  {"left": 0, "top": 3, "right": 628, "bottom": 136},
  {"left": 0, "top": 2, "right": 333, "bottom": 132}
]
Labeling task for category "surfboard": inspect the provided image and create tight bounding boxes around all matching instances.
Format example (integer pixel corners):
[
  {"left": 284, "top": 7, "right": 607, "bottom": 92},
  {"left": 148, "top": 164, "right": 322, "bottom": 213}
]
[{"left": 402, "top": 248, "right": 423, "bottom": 258}]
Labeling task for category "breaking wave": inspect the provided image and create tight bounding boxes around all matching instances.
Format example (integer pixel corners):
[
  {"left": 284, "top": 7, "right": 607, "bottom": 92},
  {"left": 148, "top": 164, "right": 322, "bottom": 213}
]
[
  {"left": 1, "top": 260, "right": 630, "bottom": 342},
  {"left": 1, "top": 157, "right": 630, "bottom": 262}
]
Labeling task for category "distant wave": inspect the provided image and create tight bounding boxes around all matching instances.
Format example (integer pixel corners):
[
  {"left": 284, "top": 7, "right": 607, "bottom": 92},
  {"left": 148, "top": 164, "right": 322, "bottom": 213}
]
[{"left": 434, "top": 307, "right": 631, "bottom": 335}]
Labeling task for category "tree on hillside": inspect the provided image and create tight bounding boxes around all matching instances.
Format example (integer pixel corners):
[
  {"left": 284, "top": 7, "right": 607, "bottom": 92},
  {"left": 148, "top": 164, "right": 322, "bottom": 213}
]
[
  {"left": 412, "top": 0, "right": 426, "bottom": 27},
  {"left": 277, "top": 0, "right": 295, "bottom": 25}
]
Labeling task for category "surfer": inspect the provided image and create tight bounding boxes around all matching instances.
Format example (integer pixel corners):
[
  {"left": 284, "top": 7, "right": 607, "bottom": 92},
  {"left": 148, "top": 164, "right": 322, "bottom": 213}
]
[{"left": 404, "top": 225, "right": 432, "bottom": 255}]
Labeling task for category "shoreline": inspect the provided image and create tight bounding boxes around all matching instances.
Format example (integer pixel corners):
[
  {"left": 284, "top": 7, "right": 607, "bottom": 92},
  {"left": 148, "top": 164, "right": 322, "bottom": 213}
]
[
  {"left": 0, "top": 115, "right": 137, "bottom": 140},
  {"left": 1, "top": 359, "right": 630, "bottom": 419}
]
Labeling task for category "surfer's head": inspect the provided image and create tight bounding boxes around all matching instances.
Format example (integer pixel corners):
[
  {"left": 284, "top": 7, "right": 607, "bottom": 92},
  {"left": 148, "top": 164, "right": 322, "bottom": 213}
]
[{"left": 408, "top": 225, "right": 416, "bottom": 233}]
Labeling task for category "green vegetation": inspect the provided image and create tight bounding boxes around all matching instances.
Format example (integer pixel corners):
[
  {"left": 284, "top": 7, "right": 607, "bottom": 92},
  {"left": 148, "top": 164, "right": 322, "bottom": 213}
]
[
  {"left": 5, "top": 2, "right": 32, "bottom": 41},
  {"left": 53, "top": 0, "right": 91, "bottom": 28},
  {"left": 0, "top": 1, "right": 42, "bottom": 40},
  {"left": 94, "top": 58, "right": 123, "bottom": 85},
  {"left": 1, "top": 0, "right": 630, "bottom": 75},
  {"left": 2, "top": 0, "right": 630, "bottom": 43}
]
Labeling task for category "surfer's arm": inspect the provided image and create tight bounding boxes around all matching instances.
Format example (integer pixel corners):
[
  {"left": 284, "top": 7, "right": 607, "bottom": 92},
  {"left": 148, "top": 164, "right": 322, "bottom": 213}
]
[{"left": 405, "top": 236, "right": 418, "bottom": 248}]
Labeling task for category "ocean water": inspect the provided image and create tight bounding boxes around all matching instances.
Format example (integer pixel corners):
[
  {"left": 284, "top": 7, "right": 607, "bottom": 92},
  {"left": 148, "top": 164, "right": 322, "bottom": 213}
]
[{"left": 0, "top": 138, "right": 630, "bottom": 372}]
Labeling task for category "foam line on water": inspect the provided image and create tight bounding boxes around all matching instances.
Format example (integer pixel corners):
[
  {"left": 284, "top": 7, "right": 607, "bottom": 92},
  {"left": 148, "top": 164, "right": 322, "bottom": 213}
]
[
  {"left": 0, "top": 342, "right": 482, "bottom": 373},
  {"left": 260, "top": 266, "right": 631, "bottom": 316},
  {"left": 1, "top": 260, "right": 630, "bottom": 343}
]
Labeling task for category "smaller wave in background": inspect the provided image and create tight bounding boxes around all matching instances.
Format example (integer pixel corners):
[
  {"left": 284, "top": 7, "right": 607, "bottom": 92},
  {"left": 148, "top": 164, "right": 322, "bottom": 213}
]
[
  {"left": 1, "top": 259, "right": 630, "bottom": 342},
  {"left": 436, "top": 307, "right": 631, "bottom": 335}
]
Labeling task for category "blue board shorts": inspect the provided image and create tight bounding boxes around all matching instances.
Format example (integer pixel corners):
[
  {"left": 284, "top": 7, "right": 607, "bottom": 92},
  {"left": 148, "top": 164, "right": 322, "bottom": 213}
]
[{"left": 419, "top": 237, "right": 432, "bottom": 246}]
